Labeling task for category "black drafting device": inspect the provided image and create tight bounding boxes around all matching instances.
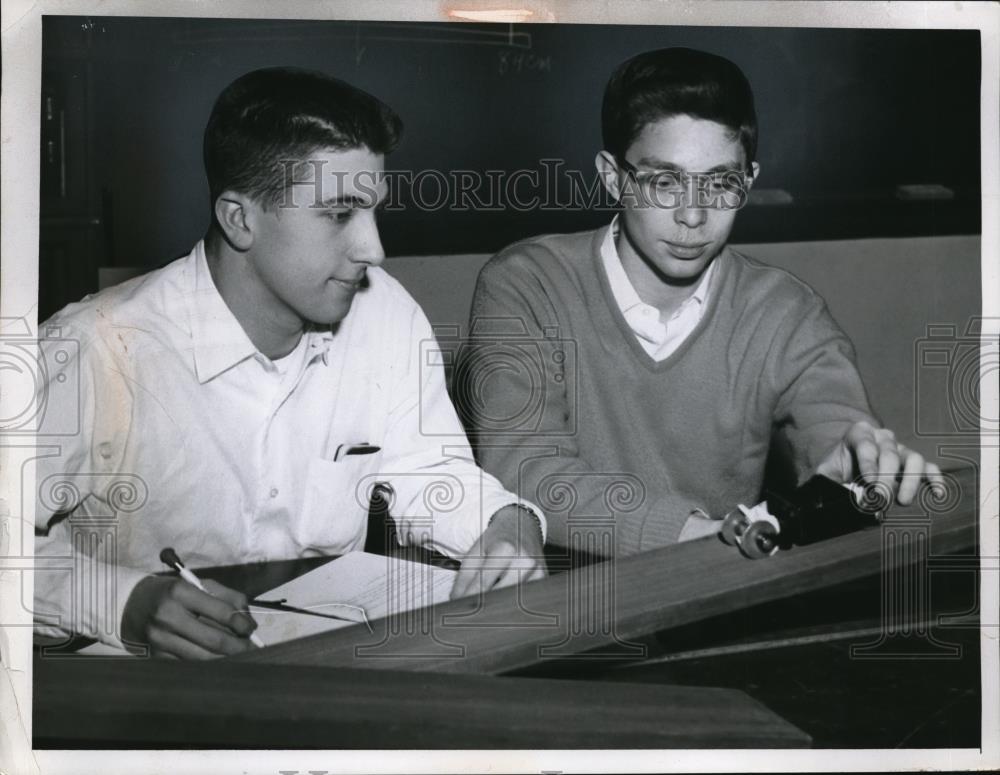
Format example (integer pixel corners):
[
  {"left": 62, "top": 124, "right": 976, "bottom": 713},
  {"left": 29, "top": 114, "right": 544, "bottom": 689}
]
[{"left": 720, "top": 474, "right": 885, "bottom": 559}]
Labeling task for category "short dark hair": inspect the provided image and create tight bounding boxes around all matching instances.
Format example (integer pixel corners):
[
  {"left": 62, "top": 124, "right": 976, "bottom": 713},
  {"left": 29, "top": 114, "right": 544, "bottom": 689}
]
[
  {"left": 203, "top": 67, "right": 402, "bottom": 209},
  {"left": 601, "top": 47, "right": 757, "bottom": 164}
]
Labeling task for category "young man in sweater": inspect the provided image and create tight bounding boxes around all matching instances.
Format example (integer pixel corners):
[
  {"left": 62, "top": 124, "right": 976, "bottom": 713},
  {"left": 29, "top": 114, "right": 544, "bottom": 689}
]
[
  {"left": 459, "top": 47, "right": 941, "bottom": 554},
  {"left": 33, "top": 68, "right": 545, "bottom": 658}
]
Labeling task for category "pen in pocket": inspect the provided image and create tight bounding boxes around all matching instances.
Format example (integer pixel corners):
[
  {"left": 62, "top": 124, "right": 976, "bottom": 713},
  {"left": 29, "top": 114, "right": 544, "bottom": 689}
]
[{"left": 333, "top": 442, "right": 381, "bottom": 462}]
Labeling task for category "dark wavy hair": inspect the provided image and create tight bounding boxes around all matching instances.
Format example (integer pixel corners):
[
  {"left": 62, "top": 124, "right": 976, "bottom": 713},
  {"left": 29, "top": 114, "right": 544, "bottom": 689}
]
[
  {"left": 203, "top": 67, "right": 402, "bottom": 210},
  {"left": 601, "top": 47, "right": 757, "bottom": 164}
]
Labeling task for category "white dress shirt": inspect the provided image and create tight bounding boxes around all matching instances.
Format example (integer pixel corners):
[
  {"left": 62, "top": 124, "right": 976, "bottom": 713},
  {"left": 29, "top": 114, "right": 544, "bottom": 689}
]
[
  {"left": 33, "top": 241, "right": 543, "bottom": 648},
  {"left": 599, "top": 218, "right": 720, "bottom": 541},
  {"left": 599, "top": 217, "right": 715, "bottom": 361}
]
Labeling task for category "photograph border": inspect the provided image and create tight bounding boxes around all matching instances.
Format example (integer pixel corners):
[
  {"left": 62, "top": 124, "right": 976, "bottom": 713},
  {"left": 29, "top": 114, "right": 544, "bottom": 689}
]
[{"left": 2, "top": 1, "right": 998, "bottom": 773}]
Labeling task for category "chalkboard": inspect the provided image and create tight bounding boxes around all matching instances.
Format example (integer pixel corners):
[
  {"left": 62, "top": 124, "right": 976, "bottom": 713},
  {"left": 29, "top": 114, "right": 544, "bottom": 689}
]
[{"left": 42, "top": 17, "right": 981, "bottom": 267}]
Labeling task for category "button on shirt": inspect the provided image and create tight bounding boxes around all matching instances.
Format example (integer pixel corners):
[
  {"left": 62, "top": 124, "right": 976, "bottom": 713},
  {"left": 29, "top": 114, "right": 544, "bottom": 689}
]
[
  {"left": 33, "top": 241, "right": 543, "bottom": 648},
  {"left": 599, "top": 217, "right": 715, "bottom": 361}
]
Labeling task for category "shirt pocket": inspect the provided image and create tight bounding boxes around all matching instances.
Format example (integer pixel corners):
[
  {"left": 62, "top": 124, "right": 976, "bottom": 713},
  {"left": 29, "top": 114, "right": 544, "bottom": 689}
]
[{"left": 295, "top": 454, "right": 381, "bottom": 554}]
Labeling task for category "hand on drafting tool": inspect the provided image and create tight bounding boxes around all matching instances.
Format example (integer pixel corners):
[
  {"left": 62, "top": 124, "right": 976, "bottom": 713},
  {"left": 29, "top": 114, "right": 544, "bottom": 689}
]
[
  {"left": 121, "top": 575, "right": 259, "bottom": 659},
  {"left": 814, "top": 420, "right": 945, "bottom": 506},
  {"left": 450, "top": 505, "right": 547, "bottom": 599}
]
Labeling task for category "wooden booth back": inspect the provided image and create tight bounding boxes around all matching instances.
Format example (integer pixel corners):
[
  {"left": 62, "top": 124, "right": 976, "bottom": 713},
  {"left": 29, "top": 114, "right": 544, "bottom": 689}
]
[{"left": 383, "top": 234, "right": 982, "bottom": 459}]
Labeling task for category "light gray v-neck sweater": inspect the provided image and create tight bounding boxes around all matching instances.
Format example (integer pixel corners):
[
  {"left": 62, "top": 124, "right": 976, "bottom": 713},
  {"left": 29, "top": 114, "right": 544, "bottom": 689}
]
[{"left": 459, "top": 227, "right": 877, "bottom": 555}]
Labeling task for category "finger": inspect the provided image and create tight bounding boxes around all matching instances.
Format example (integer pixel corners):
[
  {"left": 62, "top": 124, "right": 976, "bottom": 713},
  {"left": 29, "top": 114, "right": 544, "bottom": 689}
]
[
  {"left": 196, "top": 613, "right": 244, "bottom": 637},
  {"left": 449, "top": 569, "right": 473, "bottom": 600},
  {"left": 896, "top": 447, "right": 926, "bottom": 505},
  {"left": 925, "top": 461, "right": 946, "bottom": 488},
  {"left": 918, "top": 462, "right": 949, "bottom": 505},
  {"left": 490, "top": 562, "right": 524, "bottom": 592},
  {"left": 874, "top": 434, "right": 901, "bottom": 499},
  {"left": 147, "top": 624, "right": 218, "bottom": 660},
  {"left": 816, "top": 422, "right": 873, "bottom": 483},
  {"left": 201, "top": 578, "right": 250, "bottom": 610},
  {"left": 154, "top": 596, "right": 254, "bottom": 656},
  {"left": 450, "top": 535, "right": 485, "bottom": 599},
  {"left": 471, "top": 558, "right": 507, "bottom": 595},
  {"left": 173, "top": 582, "right": 254, "bottom": 637},
  {"left": 852, "top": 435, "right": 881, "bottom": 482},
  {"left": 527, "top": 562, "right": 548, "bottom": 582},
  {"left": 174, "top": 609, "right": 255, "bottom": 656},
  {"left": 502, "top": 558, "right": 547, "bottom": 587},
  {"left": 450, "top": 556, "right": 485, "bottom": 600},
  {"left": 200, "top": 579, "right": 257, "bottom": 635},
  {"left": 846, "top": 419, "right": 874, "bottom": 438},
  {"left": 225, "top": 608, "right": 259, "bottom": 637}
]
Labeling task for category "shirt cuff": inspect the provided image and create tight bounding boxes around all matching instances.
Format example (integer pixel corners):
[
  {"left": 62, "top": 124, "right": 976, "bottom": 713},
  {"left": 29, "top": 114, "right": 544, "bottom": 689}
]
[
  {"left": 415, "top": 488, "right": 547, "bottom": 558},
  {"left": 108, "top": 566, "right": 151, "bottom": 651},
  {"left": 487, "top": 499, "right": 547, "bottom": 544},
  {"left": 678, "top": 509, "right": 722, "bottom": 542},
  {"left": 33, "top": 561, "right": 149, "bottom": 652},
  {"left": 617, "top": 493, "right": 707, "bottom": 555}
]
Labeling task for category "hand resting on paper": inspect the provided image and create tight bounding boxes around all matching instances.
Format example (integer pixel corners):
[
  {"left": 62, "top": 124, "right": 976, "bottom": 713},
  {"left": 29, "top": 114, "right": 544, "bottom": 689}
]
[{"left": 450, "top": 505, "right": 547, "bottom": 599}]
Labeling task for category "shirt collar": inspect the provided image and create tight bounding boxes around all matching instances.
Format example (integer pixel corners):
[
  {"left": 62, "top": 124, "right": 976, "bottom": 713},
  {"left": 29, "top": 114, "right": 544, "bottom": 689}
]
[
  {"left": 600, "top": 217, "right": 645, "bottom": 315},
  {"left": 600, "top": 215, "right": 715, "bottom": 314},
  {"left": 184, "top": 241, "right": 258, "bottom": 383},
  {"left": 304, "top": 324, "right": 336, "bottom": 367},
  {"left": 184, "top": 241, "right": 335, "bottom": 384}
]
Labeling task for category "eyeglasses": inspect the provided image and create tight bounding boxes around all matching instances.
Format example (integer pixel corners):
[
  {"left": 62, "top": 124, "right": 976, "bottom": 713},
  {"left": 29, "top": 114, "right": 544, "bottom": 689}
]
[{"left": 617, "top": 158, "right": 753, "bottom": 211}]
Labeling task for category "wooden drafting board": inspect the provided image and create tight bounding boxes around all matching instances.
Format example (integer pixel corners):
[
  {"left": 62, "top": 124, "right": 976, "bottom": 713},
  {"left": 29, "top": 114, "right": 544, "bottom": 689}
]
[
  {"left": 34, "top": 468, "right": 977, "bottom": 748},
  {"left": 234, "top": 466, "right": 979, "bottom": 675}
]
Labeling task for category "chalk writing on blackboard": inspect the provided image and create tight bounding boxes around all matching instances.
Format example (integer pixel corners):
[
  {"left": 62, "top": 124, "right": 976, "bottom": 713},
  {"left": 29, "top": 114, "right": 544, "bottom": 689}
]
[{"left": 498, "top": 51, "right": 552, "bottom": 76}]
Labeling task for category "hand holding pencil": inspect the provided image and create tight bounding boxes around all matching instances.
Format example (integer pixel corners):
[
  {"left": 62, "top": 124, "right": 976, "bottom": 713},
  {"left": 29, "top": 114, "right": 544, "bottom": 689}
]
[{"left": 119, "top": 548, "right": 263, "bottom": 659}]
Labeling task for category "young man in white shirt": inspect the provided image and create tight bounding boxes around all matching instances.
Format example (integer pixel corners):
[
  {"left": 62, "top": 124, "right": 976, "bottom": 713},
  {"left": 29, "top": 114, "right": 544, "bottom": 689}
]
[
  {"left": 460, "top": 47, "right": 943, "bottom": 554},
  {"left": 34, "top": 67, "right": 545, "bottom": 659}
]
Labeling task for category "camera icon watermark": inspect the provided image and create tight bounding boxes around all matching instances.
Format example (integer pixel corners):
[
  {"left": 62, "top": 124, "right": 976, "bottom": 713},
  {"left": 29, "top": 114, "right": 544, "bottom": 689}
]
[
  {"left": 914, "top": 317, "right": 999, "bottom": 438},
  {"left": 849, "top": 471, "right": 967, "bottom": 660},
  {"left": 0, "top": 317, "right": 80, "bottom": 436},
  {"left": 427, "top": 318, "right": 577, "bottom": 437}
]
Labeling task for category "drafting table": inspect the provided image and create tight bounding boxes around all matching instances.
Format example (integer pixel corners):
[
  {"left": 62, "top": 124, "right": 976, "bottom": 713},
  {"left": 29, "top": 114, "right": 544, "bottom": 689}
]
[{"left": 33, "top": 466, "right": 980, "bottom": 748}]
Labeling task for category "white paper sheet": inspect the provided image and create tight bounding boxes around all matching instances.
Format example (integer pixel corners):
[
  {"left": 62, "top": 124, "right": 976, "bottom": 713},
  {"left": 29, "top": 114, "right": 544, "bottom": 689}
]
[
  {"left": 249, "top": 551, "right": 456, "bottom": 646},
  {"left": 76, "top": 551, "right": 457, "bottom": 653}
]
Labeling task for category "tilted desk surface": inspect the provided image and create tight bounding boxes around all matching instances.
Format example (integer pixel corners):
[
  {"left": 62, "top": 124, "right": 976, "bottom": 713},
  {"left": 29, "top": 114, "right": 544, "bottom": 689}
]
[
  {"left": 34, "top": 467, "right": 981, "bottom": 748},
  {"left": 235, "top": 468, "right": 979, "bottom": 676}
]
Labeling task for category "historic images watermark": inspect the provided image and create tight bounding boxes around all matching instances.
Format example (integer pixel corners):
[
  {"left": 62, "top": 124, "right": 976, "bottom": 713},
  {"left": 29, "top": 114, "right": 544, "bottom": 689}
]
[{"left": 275, "top": 158, "right": 754, "bottom": 213}]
